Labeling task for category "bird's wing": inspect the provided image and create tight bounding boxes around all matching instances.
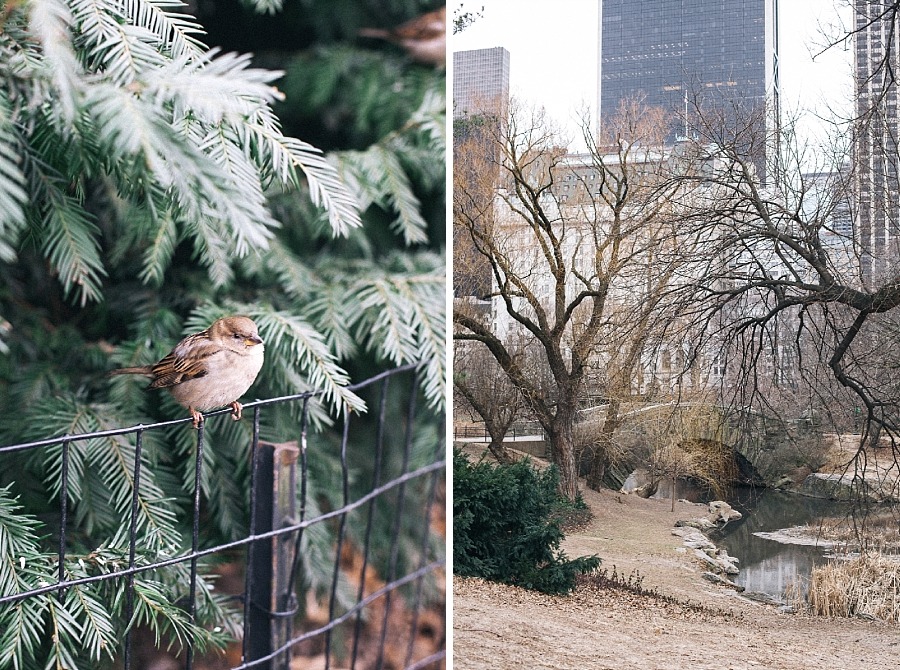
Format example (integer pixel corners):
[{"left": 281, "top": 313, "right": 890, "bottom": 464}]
[{"left": 146, "top": 332, "right": 219, "bottom": 389}]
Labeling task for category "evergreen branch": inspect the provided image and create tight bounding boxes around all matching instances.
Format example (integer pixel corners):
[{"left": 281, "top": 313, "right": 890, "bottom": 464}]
[
  {"left": 378, "top": 145, "right": 430, "bottom": 245},
  {"left": 145, "top": 49, "right": 283, "bottom": 124},
  {"left": 113, "top": 0, "right": 206, "bottom": 60},
  {"left": 305, "top": 285, "right": 360, "bottom": 361},
  {"left": 0, "top": 486, "right": 44, "bottom": 599},
  {"left": 243, "top": 0, "right": 283, "bottom": 15},
  {"left": 69, "top": 0, "right": 127, "bottom": 54},
  {"left": 88, "top": 83, "right": 277, "bottom": 264},
  {"left": 89, "top": 22, "right": 169, "bottom": 85},
  {"left": 407, "top": 86, "right": 446, "bottom": 154},
  {"left": 353, "top": 263, "right": 446, "bottom": 407},
  {"left": 337, "top": 145, "right": 429, "bottom": 246},
  {"left": 65, "top": 585, "right": 116, "bottom": 662},
  {"left": 183, "top": 213, "right": 234, "bottom": 287},
  {"left": 44, "top": 597, "right": 82, "bottom": 670},
  {"left": 249, "top": 309, "right": 367, "bottom": 414},
  {"left": 398, "top": 269, "right": 446, "bottom": 408},
  {"left": 256, "top": 239, "right": 323, "bottom": 301},
  {"left": 27, "top": 0, "right": 84, "bottom": 123},
  {"left": 0, "top": 596, "right": 46, "bottom": 670},
  {"left": 247, "top": 122, "right": 362, "bottom": 236},
  {"left": 0, "top": 92, "right": 27, "bottom": 262},
  {"left": 138, "top": 210, "right": 177, "bottom": 286},
  {"left": 130, "top": 579, "right": 194, "bottom": 651},
  {"left": 356, "top": 278, "right": 418, "bottom": 367},
  {"left": 39, "top": 185, "right": 107, "bottom": 306}
]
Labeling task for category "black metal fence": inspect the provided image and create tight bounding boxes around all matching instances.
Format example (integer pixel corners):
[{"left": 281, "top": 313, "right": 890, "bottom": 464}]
[
  {"left": 452, "top": 422, "right": 546, "bottom": 442},
  {"left": 0, "top": 364, "right": 445, "bottom": 670}
]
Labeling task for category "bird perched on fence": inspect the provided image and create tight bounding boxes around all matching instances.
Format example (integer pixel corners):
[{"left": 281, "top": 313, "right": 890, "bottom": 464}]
[
  {"left": 109, "top": 316, "right": 265, "bottom": 428},
  {"left": 358, "top": 6, "right": 446, "bottom": 66}
]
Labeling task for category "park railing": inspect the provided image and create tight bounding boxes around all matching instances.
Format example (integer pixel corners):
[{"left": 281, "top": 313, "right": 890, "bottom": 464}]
[{"left": 0, "top": 364, "right": 445, "bottom": 670}]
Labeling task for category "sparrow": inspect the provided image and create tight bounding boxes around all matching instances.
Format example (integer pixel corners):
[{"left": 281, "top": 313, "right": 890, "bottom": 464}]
[
  {"left": 359, "top": 6, "right": 446, "bottom": 66},
  {"left": 110, "top": 316, "right": 265, "bottom": 428}
]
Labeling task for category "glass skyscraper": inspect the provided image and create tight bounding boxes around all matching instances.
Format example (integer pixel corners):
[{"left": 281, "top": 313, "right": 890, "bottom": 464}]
[
  {"left": 598, "top": 0, "right": 777, "bottom": 145},
  {"left": 853, "top": 0, "right": 900, "bottom": 283},
  {"left": 453, "top": 47, "right": 510, "bottom": 120}
]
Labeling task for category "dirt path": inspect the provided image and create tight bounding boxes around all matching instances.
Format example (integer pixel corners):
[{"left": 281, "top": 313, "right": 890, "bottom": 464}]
[{"left": 453, "top": 485, "right": 900, "bottom": 669}]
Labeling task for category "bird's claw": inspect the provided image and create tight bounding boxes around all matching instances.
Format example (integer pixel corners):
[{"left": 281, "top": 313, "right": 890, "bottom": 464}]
[
  {"left": 230, "top": 401, "right": 243, "bottom": 422},
  {"left": 190, "top": 407, "right": 204, "bottom": 429}
]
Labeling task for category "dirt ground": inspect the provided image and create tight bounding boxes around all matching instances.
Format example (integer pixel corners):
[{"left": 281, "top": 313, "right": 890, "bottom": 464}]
[{"left": 452, "top": 481, "right": 900, "bottom": 670}]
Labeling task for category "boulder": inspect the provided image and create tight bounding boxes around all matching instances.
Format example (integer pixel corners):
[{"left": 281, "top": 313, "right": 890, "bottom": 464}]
[
  {"left": 674, "top": 517, "right": 716, "bottom": 531},
  {"left": 798, "top": 473, "right": 876, "bottom": 501},
  {"left": 707, "top": 500, "right": 742, "bottom": 524},
  {"left": 692, "top": 548, "right": 740, "bottom": 575},
  {"left": 672, "top": 526, "right": 715, "bottom": 550},
  {"left": 702, "top": 571, "right": 744, "bottom": 591},
  {"left": 673, "top": 527, "right": 740, "bottom": 575},
  {"left": 773, "top": 475, "right": 794, "bottom": 489}
]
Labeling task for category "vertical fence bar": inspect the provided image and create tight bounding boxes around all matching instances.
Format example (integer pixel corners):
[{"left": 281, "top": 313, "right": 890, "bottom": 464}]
[
  {"left": 185, "top": 422, "right": 206, "bottom": 670},
  {"left": 246, "top": 440, "right": 299, "bottom": 670},
  {"left": 324, "top": 415, "right": 352, "bottom": 670},
  {"left": 246, "top": 441, "right": 274, "bottom": 668},
  {"left": 404, "top": 424, "right": 443, "bottom": 669},
  {"left": 243, "top": 407, "right": 263, "bottom": 664},
  {"left": 376, "top": 371, "right": 418, "bottom": 670},
  {"left": 57, "top": 437, "right": 70, "bottom": 603},
  {"left": 124, "top": 429, "right": 144, "bottom": 670},
  {"left": 349, "top": 377, "right": 390, "bottom": 670}
]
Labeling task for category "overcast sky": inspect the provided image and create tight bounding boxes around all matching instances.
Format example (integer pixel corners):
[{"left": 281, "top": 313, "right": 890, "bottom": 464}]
[{"left": 453, "top": 1, "right": 853, "bottom": 150}]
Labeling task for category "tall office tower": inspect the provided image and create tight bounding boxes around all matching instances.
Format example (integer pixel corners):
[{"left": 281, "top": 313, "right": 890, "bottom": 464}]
[
  {"left": 598, "top": 0, "right": 778, "bottom": 173},
  {"left": 853, "top": 1, "right": 900, "bottom": 283},
  {"left": 453, "top": 47, "right": 510, "bottom": 119},
  {"left": 453, "top": 47, "right": 511, "bottom": 298}
]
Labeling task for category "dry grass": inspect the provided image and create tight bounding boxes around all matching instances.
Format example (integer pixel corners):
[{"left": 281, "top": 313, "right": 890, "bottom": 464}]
[
  {"left": 792, "top": 553, "right": 900, "bottom": 623},
  {"left": 801, "top": 509, "right": 900, "bottom": 552}
]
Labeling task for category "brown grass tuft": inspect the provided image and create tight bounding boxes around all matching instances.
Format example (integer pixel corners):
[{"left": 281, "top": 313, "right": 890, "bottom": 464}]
[{"left": 793, "top": 553, "right": 900, "bottom": 623}]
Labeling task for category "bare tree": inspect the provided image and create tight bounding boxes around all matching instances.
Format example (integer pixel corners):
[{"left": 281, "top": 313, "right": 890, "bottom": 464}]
[
  {"left": 453, "top": 99, "right": 690, "bottom": 500},
  {"left": 671, "top": 98, "right": 900, "bottom": 471},
  {"left": 453, "top": 340, "right": 526, "bottom": 464}
]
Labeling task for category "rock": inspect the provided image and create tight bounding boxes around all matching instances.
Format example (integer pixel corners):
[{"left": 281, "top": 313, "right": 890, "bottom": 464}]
[
  {"left": 707, "top": 500, "right": 742, "bottom": 524},
  {"left": 692, "top": 548, "right": 740, "bottom": 575},
  {"left": 674, "top": 517, "right": 716, "bottom": 531},
  {"left": 633, "top": 481, "right": 659, "bottom": 498},
  {"left": 702, "top": 571, "right": 744, "bottom": 591},
  {"left": 798, "top": 473, "right": 877, "bottom": 501},
  {"left": 674, "top": 526, "right": 740, "bottom": 576},
  {"left": 742, "top": 591, "right": 783, "bottom": 606},
  {"left": 774, "top": 475, "right": 794, "bottom": 489},
  {"left": 672, "top": 527, "right": 715, "bottom": 549}
]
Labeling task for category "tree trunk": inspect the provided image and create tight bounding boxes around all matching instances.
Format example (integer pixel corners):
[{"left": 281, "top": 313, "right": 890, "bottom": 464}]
[
  {"left": 486, "top": 437, "right": 513, "bottom": 464},
  {"left": 549, "top": 403, "right": 580, "bottom": 501},
  {"left": 586, "top": 399, "right": 623, "bottom": 491}
]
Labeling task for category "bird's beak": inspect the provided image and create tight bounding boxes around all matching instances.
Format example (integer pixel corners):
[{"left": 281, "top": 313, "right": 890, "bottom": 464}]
[{"left": 245, "top": 335, "right": 264, "bottom": 346}]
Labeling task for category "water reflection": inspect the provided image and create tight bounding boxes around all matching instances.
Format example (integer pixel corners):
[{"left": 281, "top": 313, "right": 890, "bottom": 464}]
[
  {"left": 714, "top": 489, "right": 850, "bottom": 599},
  {"left": 628, "top": 471, "right": 858, "bottom": 600}
]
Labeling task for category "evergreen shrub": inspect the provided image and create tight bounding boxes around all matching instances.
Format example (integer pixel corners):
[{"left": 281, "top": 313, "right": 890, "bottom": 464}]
[{"left": 453, "top": 449, "right": 600, "bottom": 594}]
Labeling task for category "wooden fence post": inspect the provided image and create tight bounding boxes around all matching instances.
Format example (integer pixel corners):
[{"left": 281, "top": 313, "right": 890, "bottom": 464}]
[{"left": 247, "top": 440, "right": 299, "bottom": 670}]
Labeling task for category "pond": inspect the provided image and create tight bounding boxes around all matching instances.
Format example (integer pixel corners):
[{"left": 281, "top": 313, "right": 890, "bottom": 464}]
[
  {"left": 632, "top": 471, "right": 856, "bottom": 601},
  {"left": 711, "top": 488, "right": 851, "bottom": 601},
  {"left": 627, "top": 470, "right": 873, "bottom": 601}
]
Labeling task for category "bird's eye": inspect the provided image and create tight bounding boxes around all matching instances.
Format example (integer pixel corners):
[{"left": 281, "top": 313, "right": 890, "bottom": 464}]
[{"left": 233, "top": 333, "right": 242, "bottom": 339}]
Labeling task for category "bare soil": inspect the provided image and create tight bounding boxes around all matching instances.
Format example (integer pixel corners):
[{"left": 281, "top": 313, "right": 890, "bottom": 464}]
[{"left": 453, "top": 476, "right": 900, "bottom": 669}]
